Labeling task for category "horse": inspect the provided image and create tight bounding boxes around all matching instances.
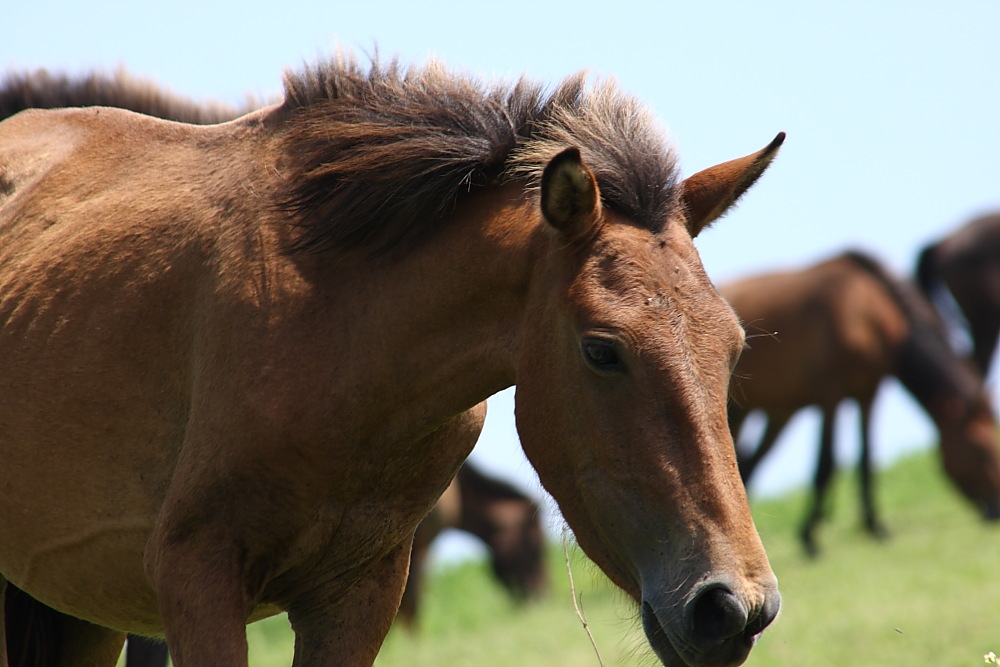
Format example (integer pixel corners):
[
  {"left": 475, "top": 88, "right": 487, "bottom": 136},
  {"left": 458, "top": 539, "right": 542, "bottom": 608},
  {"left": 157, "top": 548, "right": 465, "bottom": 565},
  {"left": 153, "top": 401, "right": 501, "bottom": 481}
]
[
  {"left": 0, "top": 54, "right": 784, "bottom": 667},
  {"left": 398, "top": 462, "right": 548, "bottom": 629},
  {"left": 916, "top": 211, "right": 1000, "bottom": 377},
  {"left": 1, "top": 67, "right": 544, "bottom": 663},
  {"left": 724, "top": 251, "right": 1000, "bottom": 556}
]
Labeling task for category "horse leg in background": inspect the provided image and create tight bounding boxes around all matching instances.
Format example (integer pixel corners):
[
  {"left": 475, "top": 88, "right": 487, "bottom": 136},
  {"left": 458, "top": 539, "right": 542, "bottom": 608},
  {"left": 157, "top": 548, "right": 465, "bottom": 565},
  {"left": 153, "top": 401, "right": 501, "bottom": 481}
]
[
  {"left": 3, "top": 583, "right": 125, "bottom": 667},
  {"left": 857, "top": 395, "right": 890, "bottom": 541},
  {"left": 126, "top": 635, "right": 170, "bottom": 667},
  {"left": 736, "top": 412, "right": 791, "bottom": 485},
  {"left": 801, "top": 404, "right": 838, "bottom": 557}
]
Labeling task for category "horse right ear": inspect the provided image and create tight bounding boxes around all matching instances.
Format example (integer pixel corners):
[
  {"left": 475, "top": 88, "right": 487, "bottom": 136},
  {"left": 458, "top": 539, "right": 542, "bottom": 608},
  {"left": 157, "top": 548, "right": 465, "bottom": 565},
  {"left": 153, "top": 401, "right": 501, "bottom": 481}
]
[
  {"left": 540, "top": 147, "right": 601, "bottom": 241},
  {"left": 681, "top": 132, "right": 785, "bottom": 238}
]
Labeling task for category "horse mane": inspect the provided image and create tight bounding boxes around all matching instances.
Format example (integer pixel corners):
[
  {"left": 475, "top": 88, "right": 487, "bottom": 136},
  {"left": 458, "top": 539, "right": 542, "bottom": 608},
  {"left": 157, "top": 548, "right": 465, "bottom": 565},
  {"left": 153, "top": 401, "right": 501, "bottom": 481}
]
[
  {"left": 277, "top": 55, "right": 681, "bottom": 255},
  {"left": 0, "top": 68, "right": 243, "bottom": 125},
  {"left": 841, "top": 250, "right": 984, "bottom": 408}
]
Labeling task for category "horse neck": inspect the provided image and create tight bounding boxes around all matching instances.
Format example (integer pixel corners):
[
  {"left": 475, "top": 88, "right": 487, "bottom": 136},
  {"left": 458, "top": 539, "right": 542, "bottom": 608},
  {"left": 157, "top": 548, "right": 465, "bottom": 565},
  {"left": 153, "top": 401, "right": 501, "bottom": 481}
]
[
  {"left": 299, "top": 184, "right": 541, "bottom": 435},
  {"left": 893, "top": 320, "right": 984, "bottom": 434},
  {"left": 839, "top": 253, "right": 983, "bottom": 432}
]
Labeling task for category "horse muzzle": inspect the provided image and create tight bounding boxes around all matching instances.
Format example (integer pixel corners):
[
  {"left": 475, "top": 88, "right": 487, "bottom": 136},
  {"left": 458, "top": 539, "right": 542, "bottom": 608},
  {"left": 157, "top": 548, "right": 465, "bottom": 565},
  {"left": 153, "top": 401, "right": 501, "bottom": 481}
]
[{"left": 642, "top": 578, "right": 780, "bottom": 667}]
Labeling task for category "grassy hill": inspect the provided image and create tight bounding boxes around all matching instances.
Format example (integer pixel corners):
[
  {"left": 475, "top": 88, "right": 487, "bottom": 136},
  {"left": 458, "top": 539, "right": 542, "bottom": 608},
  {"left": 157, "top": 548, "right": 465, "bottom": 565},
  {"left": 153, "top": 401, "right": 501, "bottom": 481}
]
[{"left": 225, "top": 449, "right": 1000, "bottom": 666}]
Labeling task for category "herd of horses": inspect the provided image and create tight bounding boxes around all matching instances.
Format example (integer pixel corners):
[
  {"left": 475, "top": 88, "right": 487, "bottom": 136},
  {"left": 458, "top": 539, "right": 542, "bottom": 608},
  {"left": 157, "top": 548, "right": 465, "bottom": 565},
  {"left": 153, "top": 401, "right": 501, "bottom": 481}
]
[{"left": 0, "top": 61, "right": 996, "bottom": 667}]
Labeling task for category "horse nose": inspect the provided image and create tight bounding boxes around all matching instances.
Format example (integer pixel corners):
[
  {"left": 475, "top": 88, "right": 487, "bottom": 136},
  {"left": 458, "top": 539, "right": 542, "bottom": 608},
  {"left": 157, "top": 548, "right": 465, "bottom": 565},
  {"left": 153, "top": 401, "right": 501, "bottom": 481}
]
[{"left": 687, "top": 583, "right": 780, "bottom": 651}]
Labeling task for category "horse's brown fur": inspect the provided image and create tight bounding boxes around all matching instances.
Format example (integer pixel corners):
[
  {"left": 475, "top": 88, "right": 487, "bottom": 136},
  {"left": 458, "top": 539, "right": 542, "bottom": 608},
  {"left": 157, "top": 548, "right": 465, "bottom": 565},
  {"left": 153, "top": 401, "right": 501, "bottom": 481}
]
[
  {"left": 726, "top": 251, "right": 1000, "bottom": 555},
  {"left": 0, "top": 56, "right": 781, "bottom": 667}
]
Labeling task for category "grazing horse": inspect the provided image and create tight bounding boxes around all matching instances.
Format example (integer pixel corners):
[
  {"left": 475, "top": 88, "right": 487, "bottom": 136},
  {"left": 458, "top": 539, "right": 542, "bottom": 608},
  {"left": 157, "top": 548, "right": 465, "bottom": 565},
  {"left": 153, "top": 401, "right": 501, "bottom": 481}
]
[
  {"left": 916, "top": 212, "right": 1000, "bottom": 377},
  {"left": 398, "top": 462, "right": 548, "bottom": 629},
  {"left": 0, "top": 55, "right": 783, "bottom": 667},
  {"left": 725, "top": 251, "right": 1000, "bottom": 556}
]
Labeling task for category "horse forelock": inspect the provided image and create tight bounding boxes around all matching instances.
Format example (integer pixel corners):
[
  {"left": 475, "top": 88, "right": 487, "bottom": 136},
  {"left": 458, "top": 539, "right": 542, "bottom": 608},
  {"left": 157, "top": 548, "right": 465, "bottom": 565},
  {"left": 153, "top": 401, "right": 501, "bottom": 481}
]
[{"left": 276, "top": 55, "right": 681, "bottom": 255}]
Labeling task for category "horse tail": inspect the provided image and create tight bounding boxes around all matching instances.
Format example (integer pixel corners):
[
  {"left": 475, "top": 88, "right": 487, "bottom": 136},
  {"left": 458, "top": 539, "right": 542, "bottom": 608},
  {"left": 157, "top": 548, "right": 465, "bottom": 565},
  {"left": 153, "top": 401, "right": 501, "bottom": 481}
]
[
  {"left": 4, "top": 583, "right": 61, "bottom": 667},
  {"left": 0, "top": 69, "right": 242, "bottom": 124}
]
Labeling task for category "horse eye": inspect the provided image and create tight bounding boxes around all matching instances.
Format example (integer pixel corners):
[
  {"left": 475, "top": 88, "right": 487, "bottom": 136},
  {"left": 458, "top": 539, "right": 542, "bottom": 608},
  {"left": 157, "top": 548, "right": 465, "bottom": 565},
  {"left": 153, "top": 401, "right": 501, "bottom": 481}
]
[{"left": 582, "top": 338, "right": 623, "bottom": 373}]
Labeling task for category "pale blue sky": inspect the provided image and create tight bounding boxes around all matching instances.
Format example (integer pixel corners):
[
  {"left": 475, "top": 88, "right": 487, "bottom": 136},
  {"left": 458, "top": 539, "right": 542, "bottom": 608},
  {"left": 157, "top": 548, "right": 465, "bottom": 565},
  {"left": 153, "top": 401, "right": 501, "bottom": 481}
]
[{"left": 5, "top": 1, "right": 999, "bottom": 551}]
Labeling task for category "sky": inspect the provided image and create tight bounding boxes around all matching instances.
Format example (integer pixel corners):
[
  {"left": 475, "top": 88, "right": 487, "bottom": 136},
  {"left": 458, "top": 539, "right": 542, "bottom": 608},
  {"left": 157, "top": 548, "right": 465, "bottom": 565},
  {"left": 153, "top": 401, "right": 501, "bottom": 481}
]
[{"left": 5, "top": 1, "right": 999, "bottom": 560}]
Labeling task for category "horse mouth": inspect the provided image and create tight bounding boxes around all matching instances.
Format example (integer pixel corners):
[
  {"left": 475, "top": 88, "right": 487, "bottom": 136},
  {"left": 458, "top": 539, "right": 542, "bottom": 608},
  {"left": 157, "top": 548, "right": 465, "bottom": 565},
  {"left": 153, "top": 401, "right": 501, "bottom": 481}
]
[{"left": 640, "top": 599, "right": 769, "bottom": 667}]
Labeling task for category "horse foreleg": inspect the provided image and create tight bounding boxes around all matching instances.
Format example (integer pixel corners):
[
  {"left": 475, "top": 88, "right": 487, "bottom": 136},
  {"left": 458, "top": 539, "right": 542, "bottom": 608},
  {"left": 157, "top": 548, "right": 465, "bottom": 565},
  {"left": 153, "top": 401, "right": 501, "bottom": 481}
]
[
  {"left": 801, "top": 404, "right": 837, "bottom": 557},
  {"left": 151, "top": 538, "right": 253, "bottom": 667},
  {"left": 287, "top": 541, "right": 412, "bottom": 667},
  {"left": 857, "top": 396, "right": 889, "bottom": 541}
]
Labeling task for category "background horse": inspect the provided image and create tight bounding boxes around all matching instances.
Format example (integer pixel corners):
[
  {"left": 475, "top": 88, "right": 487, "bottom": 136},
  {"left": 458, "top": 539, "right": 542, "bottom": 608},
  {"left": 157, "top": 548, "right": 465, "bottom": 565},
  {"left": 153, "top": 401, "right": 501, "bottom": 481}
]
[
  {"left": 0, "top": 55, "right": 783, "bottom": 667},
  {"left": 398, "top": 463, "right": 547, "bottom": 629},
  {"left": 0, "top": 68, "right": 243, "bottom": 124},
  {"left": 725, "top": 251, "right": 1000, "bottom": 556},
  {"left": 916, "top": 211, "right": 1000, "bottom": 377}
]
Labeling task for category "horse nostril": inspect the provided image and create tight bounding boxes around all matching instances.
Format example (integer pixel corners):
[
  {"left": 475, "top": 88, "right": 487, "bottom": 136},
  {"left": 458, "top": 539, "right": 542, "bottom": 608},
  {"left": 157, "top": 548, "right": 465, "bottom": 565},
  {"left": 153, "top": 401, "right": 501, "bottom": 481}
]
[{"left": 689, "top": 586, "right": 748, "bottom": 648}]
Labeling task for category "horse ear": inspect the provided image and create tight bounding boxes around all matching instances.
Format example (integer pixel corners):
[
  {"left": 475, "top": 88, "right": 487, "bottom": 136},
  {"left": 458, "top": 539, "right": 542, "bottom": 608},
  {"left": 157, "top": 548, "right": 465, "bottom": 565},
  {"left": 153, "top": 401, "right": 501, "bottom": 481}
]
[
  {"left": 681, "top": 132, "right": 785, "bottom": 238},
  {"left": 540, "top": 147, "right": 600, "bottom": 240}
]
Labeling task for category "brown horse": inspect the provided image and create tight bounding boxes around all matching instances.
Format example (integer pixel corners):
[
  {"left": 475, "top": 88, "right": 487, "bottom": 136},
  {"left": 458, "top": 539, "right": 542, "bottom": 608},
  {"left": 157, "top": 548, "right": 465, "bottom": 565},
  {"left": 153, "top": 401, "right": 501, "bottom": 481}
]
[
  {"left": 725, "top": 251, "right": 1000, "bottom": 556},
  {"left": 398, "top": 462, "right": 547, "bottom": 628},
  {"left": 0, "top": 68, "right": 541, "bottom": 663},
  {"left": 0, "top": 55, "right": 783, "bottom": 667},
  {"left": 916, "top": 211, "right": 1000, "bottom": 377}
]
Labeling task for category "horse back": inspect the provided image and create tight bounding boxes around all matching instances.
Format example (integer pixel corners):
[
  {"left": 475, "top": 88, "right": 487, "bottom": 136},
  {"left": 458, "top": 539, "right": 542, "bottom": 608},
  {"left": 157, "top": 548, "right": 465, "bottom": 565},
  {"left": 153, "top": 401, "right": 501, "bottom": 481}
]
[{"left": 724, "top": 255, "right": 908, "bottom": 409}]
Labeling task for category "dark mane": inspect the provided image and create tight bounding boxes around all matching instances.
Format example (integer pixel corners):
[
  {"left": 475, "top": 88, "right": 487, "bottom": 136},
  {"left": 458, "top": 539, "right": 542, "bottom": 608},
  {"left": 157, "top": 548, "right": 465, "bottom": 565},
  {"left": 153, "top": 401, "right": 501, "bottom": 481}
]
[
  {"left": 0, "top": 69, "right": 243, "bottom": 125},
  {"left": 278, "top": 55, "right": 681, "bottom": 255}
]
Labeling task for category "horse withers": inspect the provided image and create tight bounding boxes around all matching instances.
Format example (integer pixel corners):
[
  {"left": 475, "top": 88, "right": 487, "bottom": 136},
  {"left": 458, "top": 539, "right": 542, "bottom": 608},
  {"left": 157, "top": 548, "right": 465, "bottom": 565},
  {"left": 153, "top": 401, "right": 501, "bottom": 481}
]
[{"left": 0, "top": 56, "right": 782, "bottom": 667}]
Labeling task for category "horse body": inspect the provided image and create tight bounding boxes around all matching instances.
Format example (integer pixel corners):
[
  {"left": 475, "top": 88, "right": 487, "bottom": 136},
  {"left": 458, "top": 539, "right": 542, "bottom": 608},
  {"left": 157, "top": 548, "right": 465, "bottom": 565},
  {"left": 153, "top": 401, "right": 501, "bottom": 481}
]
[
  {"left": 726, "top": 252, "right": 1000, "bottom": 554},
  {"left": 916, "top": 211, "right": 1000, "bottom": 376},
  {"left": 0, "top": 59, "right": 781, "bottom": 667}
]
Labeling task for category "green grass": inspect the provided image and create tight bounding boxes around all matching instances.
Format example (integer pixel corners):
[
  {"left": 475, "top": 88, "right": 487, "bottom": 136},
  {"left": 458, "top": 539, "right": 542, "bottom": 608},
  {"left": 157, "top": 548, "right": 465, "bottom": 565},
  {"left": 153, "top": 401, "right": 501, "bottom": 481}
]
[{"left": 227, "top": 450, "right": 1000, "bottom": 665}]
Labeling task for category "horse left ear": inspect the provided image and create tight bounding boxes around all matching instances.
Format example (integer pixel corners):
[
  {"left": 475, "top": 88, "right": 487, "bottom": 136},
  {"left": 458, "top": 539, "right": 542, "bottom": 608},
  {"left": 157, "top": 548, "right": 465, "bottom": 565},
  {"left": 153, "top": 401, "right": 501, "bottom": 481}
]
[
  {"left": 540, "top": 147, "right": 601, "bottom": 241},
  {"left": 681, "top": 132, "right": 785, "bottom": 238}
]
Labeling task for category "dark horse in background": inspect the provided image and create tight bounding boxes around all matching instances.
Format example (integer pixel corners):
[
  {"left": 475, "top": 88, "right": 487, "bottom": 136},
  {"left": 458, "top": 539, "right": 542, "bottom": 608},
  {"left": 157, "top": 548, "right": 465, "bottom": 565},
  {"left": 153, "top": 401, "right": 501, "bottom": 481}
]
[
  {"left": 916, "top": 211, "right": 1000, "bottom": 378},
  {"left": 0, "top": 55, "right": 784, "bottom": 667},
  {"left": 724, "top": 251, "right": 1000, "bottom": 556},
  {"left": 399, "top": 463, "right": 547, "bottom": 628},
  {"left": 0, "top": 69, "right": 546, "bottom": 666}
]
